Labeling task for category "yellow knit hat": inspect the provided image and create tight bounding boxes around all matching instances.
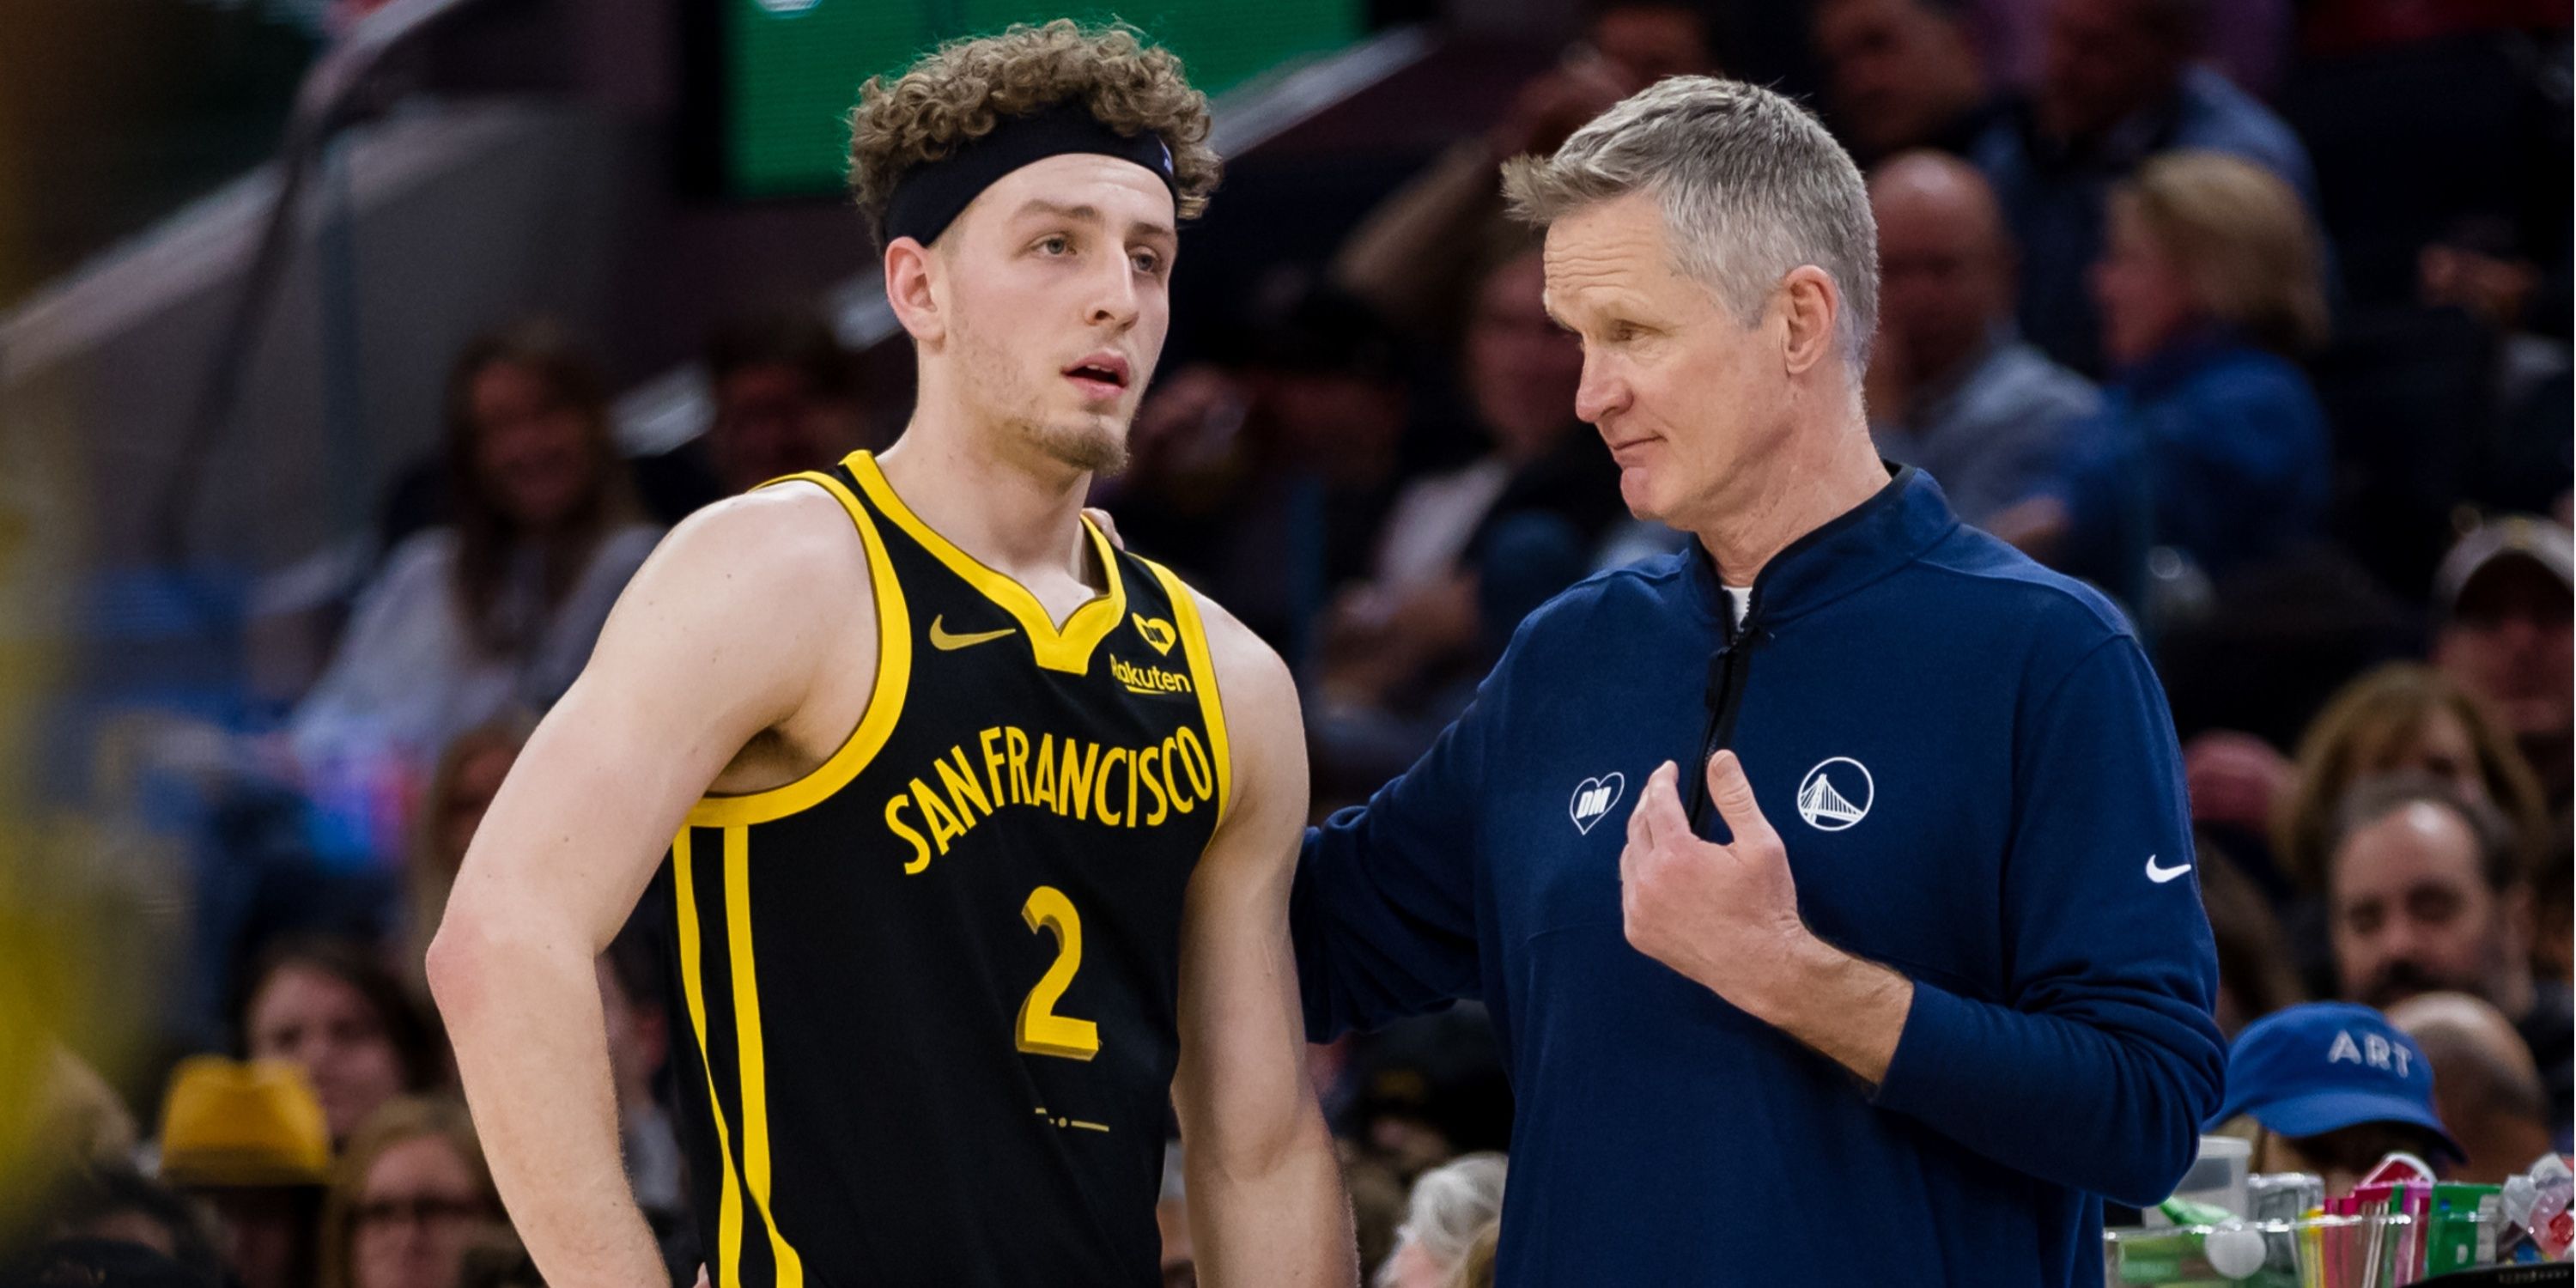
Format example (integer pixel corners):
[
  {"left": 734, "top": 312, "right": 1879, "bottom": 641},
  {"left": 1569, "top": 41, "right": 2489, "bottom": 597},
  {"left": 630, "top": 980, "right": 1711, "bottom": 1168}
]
[{"left": 155, "top": 1056, "right": 332, "bottom": 1188}]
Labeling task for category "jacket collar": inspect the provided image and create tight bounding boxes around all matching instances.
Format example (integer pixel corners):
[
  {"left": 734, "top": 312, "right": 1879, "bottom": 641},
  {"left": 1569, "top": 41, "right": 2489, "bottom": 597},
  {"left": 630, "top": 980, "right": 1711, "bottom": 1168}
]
[{"left": 1684, "top": 464, "right": 1963, "bottom": 637}]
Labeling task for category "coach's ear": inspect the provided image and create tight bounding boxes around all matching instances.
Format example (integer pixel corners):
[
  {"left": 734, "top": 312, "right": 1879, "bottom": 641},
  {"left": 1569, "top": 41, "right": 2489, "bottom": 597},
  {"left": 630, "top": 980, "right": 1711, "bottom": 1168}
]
[
  {"left": 1777, "top": 264, "right": 1839, "bottom": 379},
  {"left": 884, "top": 235, "right": 947, "bottom": 346}
]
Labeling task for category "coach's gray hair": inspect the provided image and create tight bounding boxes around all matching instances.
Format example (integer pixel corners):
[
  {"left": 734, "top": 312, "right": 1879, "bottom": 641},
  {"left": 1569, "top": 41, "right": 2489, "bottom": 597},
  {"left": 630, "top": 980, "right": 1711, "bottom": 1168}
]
[
  {"left": 1501, "top": 76, "right": 1880, "bottom": 378},
  {"left": 1376, "top": 1152, "right": 1506, "bottom": 1287}
]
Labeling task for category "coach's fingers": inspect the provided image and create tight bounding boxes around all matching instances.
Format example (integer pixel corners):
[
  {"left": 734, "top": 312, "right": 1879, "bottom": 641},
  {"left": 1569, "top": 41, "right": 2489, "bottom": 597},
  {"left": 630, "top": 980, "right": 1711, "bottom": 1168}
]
[
  {"left": 1084, "top": 507, "right": 1125, "bottom": 550},
  {"left": 1638, "top": 759, "right": 1692, "bottom": 848},
  {"left": 1704, "top": 750, "right": 1777, "bottom": 852},
  {"left": 694, "top": 1267, "right": 710, "bottom": 1288}
]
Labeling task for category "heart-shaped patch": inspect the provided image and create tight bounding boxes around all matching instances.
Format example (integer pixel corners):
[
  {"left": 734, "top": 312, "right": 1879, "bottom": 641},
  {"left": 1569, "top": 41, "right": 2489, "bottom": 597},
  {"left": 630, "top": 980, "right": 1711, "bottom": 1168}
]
[{"left": 1569, "top": 772, "right": 1625, "bottom": 835}]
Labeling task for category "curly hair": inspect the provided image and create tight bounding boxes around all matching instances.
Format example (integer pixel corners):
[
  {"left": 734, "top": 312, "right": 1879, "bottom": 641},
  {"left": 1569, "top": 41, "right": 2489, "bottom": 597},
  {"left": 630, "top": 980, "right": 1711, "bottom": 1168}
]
[{"left": 847, "top": 20, "right": 1220, "bottom": 245}]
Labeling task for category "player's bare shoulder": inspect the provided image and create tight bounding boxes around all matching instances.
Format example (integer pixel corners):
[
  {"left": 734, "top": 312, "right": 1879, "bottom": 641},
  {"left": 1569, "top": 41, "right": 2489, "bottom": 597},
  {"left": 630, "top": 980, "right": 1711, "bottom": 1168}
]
[
  {"left": 1170, "top": 583, "right": 1304, "bottom": 830},
  {"left": 584, "top": 477, "right": 884, "bottom": 788},
  {"left": 649, "top": 481, "right": 873, "bottom": 603},
  {"left": 1174, "top": 587, "right": 1290, "bottom": 727}
]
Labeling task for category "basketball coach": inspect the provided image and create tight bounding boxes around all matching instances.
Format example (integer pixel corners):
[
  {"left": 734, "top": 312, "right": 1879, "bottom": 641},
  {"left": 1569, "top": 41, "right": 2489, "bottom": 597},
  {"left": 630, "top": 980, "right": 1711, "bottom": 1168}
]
[{"left": 1290, "top": 78, "right": 2225, "bottom": 1285}]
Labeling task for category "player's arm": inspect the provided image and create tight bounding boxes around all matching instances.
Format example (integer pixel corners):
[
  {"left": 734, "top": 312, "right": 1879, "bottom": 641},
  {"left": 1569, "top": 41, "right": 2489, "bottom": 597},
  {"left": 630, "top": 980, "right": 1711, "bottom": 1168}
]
[
  {"left": 1170, "top": 597, "right": 1357, "bottom": 1287},
  {"left": 426, "top": 486, "right": 867, "bottom": 1288}
]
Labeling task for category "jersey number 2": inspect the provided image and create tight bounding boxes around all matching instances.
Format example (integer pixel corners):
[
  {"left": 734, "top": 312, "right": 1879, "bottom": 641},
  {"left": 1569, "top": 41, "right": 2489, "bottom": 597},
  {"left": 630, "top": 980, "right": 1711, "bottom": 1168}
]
[{"left": 1016, "top": 885, "right": 1100, "bottom": 1060}]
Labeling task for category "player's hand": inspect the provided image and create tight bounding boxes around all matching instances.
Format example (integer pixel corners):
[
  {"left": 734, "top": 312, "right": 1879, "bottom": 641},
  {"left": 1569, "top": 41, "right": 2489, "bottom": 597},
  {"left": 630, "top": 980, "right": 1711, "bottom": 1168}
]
[{"left": 1619, "top": 753, "right": 1813, "bottom": 1018}]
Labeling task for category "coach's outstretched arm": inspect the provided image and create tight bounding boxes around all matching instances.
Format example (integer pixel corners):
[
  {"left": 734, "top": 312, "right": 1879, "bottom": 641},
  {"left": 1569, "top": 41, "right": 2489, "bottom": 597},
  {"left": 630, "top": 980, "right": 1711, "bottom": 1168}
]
[
  {"left": 1288, "top": 647, "right": 1504, "bottom": 1043},
  {"left": 1620, "top": 637, "right": 2226, "bottom": 1207},
  {"left": 1171, "top": 595, "right": 1357, "bottom": 1286},
  {"left": 428, "top": 490, "right": 865, "bottom": 1288}
]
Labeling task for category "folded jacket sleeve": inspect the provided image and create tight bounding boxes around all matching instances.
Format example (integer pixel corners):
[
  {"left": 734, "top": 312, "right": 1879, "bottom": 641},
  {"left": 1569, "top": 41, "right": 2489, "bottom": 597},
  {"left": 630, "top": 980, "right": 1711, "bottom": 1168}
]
[
  {"left": 1290, "top": 647, "right": 1510, "bottom": 1042},
  {"left": 1871, "top": 634, "right": 2227, "bottom": 1207}
]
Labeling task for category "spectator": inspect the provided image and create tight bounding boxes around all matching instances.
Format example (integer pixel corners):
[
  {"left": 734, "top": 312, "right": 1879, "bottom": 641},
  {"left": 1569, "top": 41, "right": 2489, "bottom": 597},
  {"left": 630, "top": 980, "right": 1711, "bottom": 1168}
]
[
  {"left": 2207, "top": 1002, "right": 2460, "bottom": 1196},
  {"left": 635, "top": 311, "right": 872, "bottom": 524},
  {"left": 399, "top": 718, "right": 532, "bottom": 1002},
  {"left": 316, "top": 1098, "right": 505, "bottom": 1288},
  {"left": 1313, "top": 248, "right": 1620, "bottom": 785},
  {"left": 1813, "top": 0, "right": 1999, "bottom": 164},
  {"left": 2197, "top": 841, "right": 2304, "bottom": 1036},
  {"left": 293, "top": 320, "right": 660, "bottom": 825},
  {"left": 2388, "top": 992, "right": 2561, "bottom": 1178},
  {"left": 2430, "top": 517, "right": 2575, "bottom": 809},
  {"left": 2274, "top": 662, "right": 2549, "bottom": 900},
  {"left": 1376, "top": 1153, "right": 1505, "bottom": 1288},
  {"left": 2324, "top": 775, "right": 2573, "bottom": 1139},
  {"left": 1864, "top": 151, "right": 2098, "bottom": 526},
  {"left": 154, "top": 1058, "right": 332, "bottom": 1288},
  {"left": 1993, "top": 151, "right": 2330, "bottom": 610},
  {"left": 1971, "top": 0, "right": 2318, "bottom": 373},
  {"left": 239, "top": 939, "right": 444, "bottom": 1145},
  {"left": 1332, "top": 3, "right": 1717, "bottom": 340}
]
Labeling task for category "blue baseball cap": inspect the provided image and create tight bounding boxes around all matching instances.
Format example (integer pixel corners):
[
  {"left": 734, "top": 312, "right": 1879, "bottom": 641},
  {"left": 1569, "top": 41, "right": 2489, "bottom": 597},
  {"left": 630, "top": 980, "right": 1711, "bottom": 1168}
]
[
  {"left": 2207, "top": 1002, "right": 2463, "bottom": 1161},
  {"left": 2205, "top": 999, "right": 2463, "bottom": 1164}
]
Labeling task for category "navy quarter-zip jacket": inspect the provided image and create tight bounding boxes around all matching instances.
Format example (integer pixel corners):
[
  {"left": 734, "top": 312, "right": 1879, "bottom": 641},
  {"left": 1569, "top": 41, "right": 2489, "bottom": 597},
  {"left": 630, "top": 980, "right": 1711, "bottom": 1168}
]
[{"left": 1291, "top": 467, "right": 2226, "bottom": 1286}]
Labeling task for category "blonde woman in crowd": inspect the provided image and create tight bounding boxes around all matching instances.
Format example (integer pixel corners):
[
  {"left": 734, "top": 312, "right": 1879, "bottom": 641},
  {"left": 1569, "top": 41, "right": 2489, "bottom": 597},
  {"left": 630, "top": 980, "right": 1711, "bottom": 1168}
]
[
  {"left": 2275, "top": 661, "right": 2550, "bottom": 896},
  {"left": 1992, "top": 150, "right": 2334, "bottom": 606},
  {"left": 318, "top": 1097, "right": 506, "bottom": 1288}
]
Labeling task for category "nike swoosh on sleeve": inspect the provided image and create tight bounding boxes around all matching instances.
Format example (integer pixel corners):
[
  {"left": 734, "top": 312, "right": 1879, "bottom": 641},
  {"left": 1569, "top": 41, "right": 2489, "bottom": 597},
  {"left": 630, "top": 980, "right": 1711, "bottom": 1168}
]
[{"left": 2145, "top": 855, "right": 2192, "bottom": 884}]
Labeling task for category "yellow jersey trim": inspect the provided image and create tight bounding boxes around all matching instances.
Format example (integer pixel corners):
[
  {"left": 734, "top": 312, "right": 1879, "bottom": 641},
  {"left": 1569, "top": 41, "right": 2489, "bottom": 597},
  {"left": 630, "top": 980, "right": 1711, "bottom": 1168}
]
[
  {"left": 687, "top": 471, "right": 912, "bottom": 827},
  {"left": 671, "top": 829, "right": 746, "bottom": 1285},
  {"left": 724, "top": 824, "right": 806, "bottom": 1286},
  {"left": 842, "top": 450, "right": 1127, "bottom": 675},
  {"left": 1145, "top": 560, "right": 1231, "bottom": 828}
]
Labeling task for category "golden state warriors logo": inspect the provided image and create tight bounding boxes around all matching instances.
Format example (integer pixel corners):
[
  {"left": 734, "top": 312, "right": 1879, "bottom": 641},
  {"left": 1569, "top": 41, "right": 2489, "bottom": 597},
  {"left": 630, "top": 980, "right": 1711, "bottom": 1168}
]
[
  {"left": 1132, "top": 613, "right": 1178, "bottom": 656},
  {"left": 1796, "top": 757, "right": 1873, "bottom": 831}
]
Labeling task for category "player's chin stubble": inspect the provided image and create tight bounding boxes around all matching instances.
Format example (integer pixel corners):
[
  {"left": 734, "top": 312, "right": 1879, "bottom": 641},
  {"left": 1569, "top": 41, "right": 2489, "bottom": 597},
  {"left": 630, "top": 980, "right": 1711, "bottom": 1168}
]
[
  {"left": 1028, "top": 417, "right": 1130, "bottom": 476},
  {"left": 952, "top": 319, "right": 1131, "bottom": 476}
]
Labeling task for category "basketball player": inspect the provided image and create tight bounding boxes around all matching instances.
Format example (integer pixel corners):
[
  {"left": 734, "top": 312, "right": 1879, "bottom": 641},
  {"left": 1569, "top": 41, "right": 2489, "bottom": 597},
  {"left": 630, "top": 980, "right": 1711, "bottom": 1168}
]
[{"left": 428, "top": 23, "right": 1353, "bottom": 1286}]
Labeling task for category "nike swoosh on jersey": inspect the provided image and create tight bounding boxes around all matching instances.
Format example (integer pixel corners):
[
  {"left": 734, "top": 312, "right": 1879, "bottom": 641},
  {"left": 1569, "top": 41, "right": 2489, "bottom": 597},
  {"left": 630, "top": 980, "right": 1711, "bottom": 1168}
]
[
  {"left": 929, "top": 615, "right": 1017, "bottom": 650},
  {"left": 2145, "top": 854, "right": 2192, "bottom": 884}
]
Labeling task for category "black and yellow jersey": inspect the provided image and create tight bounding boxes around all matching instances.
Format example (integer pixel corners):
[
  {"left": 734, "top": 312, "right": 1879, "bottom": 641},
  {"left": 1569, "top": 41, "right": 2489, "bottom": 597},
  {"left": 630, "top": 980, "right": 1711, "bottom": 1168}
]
[{"left": 659, "top": 450, "right": 1230, "bottom": 1287}]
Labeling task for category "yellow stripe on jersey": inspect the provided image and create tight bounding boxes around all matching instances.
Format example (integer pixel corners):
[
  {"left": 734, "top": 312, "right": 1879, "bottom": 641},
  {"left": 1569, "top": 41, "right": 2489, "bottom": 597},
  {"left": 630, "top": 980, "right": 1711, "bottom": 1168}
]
[
  {"left": 1144, "top": 560, "right": 1231, "bottom": 827},
  {"left": 671, "top": 829, "right": 745, "bottom": 1285},
  {"left": 842, "top": 450, "right": 1127, "bottom": 675},
  {"left": 689, "top": 470, "right": 913, "bottom": 828},
  {"left": 725, "top": 824, "right": 805, "bottom": 1287}
]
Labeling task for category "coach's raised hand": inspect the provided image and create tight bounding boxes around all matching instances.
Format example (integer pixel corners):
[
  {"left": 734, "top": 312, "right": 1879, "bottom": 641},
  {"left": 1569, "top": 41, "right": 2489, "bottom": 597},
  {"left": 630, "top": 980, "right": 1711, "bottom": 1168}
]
[
  {"left": 1619, "top": 752, "right": 1914, "bottom": 1086},
  {"left": 1618, "top": 754, "right": 1801, "bottom": 998}
]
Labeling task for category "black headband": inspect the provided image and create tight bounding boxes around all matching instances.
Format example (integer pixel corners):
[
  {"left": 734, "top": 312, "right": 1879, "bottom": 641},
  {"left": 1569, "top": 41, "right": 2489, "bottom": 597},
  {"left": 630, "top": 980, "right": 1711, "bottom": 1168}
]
[{"left": 881, "top": 100, "right": 1179, "bottom": 247}]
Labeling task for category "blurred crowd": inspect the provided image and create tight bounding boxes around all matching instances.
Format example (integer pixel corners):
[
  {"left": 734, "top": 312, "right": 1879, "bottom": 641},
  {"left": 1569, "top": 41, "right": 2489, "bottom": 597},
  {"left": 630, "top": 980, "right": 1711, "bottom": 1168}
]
[{"left": 7, "top": 1, "right": 2572, "bottom": 1285}]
